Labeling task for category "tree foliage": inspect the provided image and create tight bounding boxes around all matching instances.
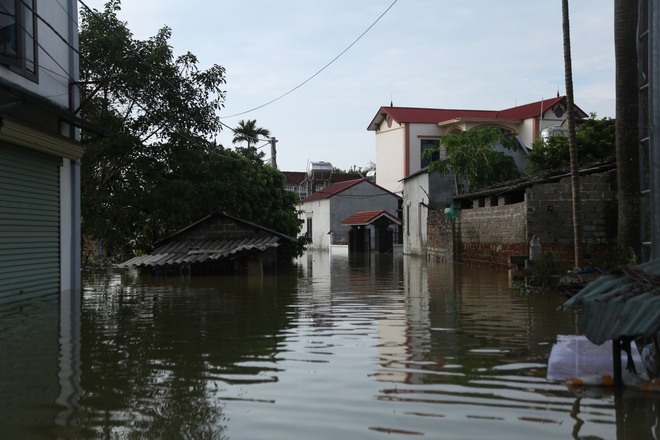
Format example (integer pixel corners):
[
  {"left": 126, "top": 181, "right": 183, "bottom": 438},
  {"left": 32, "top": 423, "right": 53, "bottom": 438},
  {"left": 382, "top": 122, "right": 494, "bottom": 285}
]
[
  {"left": 422, "top": 127, "right": 521, "bottom": 194},
  {"left": 526, "top": 114, "right": 615, "bottom": 174},
  {"left": 80, "top": 1, "right": 302, "bottom": 263}
]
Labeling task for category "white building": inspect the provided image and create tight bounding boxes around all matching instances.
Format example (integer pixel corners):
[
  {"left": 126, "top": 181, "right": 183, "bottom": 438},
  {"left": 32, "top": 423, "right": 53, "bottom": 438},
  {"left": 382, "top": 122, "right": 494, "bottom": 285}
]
[{"left": 0, "top": 0, "right": 82, "bottom": 302}]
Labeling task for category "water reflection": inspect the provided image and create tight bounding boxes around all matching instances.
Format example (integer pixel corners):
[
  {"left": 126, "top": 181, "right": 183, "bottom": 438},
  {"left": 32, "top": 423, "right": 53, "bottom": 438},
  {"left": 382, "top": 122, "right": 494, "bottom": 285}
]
[{"left": 2, "top": 254, "right": 660, "bottom": 438}]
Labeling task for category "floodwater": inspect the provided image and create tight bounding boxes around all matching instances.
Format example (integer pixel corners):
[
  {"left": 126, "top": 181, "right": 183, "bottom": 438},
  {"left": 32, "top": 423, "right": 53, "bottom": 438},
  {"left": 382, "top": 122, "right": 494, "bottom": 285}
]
[{"left": 1, "top": 251, "right": 659, "bottom": 439}]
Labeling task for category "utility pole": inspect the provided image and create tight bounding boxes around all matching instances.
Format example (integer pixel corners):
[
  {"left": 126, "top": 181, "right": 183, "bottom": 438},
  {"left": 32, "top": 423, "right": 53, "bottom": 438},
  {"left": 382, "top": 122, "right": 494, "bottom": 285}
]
[{"left": 270, "top": 137, "right": 278, "bottom": 169}]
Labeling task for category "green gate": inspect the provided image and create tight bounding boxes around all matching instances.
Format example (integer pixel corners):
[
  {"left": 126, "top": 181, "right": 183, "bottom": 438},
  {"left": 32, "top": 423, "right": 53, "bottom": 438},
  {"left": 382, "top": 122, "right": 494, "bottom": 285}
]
[{"left": 0, "top": 142, "right": 60, "bottom": 302}]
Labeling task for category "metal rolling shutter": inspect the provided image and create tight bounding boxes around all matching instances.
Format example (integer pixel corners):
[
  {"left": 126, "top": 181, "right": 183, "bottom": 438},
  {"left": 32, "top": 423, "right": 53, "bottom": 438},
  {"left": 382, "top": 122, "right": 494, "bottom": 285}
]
[{"left": 0, "top": 142, "right": 60, "bottom": 302}]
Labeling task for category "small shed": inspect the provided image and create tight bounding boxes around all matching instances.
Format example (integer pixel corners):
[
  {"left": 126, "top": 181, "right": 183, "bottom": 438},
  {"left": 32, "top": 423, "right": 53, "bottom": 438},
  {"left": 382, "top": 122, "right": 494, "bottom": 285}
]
[
  {"left": 117, "top": 211, "right": 298, "bottom": 276},
  {"left": 341, "top": 210, "right": 401, "bottom": 253}
]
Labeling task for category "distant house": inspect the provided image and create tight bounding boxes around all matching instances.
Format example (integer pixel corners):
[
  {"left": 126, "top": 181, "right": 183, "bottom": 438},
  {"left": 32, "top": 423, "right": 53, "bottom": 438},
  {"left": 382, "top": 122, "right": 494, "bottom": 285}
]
[
  {"left": 0, "top": 0, "right": 83, "bottom": 302},
  {"left": 282, "top": 161, "right": 363, "bottom": 200},
  {"left": 117, "top": 211, "right": 299, "bottom": 276},
  {"left": 367, "top": 96, "right": 588, "bottom": 195},
  {"left": 299, "top": 178, "right": 401, "bottom": 251}
]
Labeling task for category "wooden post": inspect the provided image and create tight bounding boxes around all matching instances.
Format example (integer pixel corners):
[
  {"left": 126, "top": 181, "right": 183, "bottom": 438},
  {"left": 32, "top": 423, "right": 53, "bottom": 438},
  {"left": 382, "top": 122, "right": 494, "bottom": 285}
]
[{"left": 613, "top": 338, "right": 623, "bottom": 388}]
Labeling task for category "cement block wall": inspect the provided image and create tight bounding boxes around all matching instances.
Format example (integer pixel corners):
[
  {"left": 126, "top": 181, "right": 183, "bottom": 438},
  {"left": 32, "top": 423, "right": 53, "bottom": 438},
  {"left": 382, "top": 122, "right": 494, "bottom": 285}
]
[
  {"left": 428, "top": 170, "right": 617, "bottom": 268},
  {"left": 526, "top": 171, "right": 617, "bottom": 266}
]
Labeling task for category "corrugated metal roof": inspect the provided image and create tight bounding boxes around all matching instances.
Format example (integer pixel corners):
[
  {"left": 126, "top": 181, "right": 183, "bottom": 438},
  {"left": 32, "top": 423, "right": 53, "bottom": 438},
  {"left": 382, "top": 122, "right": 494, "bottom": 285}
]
[
  {"left": 560, "top": 259, "right": 660, "bottom": 345},
  {"left": 117, "top": 236, "right": 282, "bottom": 268}
]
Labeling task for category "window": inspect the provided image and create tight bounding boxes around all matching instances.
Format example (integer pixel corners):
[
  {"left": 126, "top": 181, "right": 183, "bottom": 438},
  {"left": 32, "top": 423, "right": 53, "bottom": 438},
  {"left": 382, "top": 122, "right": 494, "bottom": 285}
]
[
  {"left": 420, "top": 139, "right": 441, "bottom": 168},
  {"left": 0, "top": 0, "right": 37, "bottom": 79}
]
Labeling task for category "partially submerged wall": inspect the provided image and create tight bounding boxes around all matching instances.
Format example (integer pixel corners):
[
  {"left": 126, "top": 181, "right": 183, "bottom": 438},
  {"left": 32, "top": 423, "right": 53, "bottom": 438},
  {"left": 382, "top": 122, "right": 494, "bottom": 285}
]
[
  {"left": 453, "top": 201, "right": 527, "bottom": 266},
  {"left": 438, "top": 170, "right": 617, "bottom": 268}
]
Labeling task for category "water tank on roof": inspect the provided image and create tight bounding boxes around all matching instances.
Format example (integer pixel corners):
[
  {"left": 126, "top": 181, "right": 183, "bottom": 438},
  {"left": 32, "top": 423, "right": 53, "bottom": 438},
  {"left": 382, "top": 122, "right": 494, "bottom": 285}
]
[
  {"left": 540, "top": 125, "right": 568, "bottom": 142},
  {"left": 307, "top": 161, "right": 333, "bottom": 181}
]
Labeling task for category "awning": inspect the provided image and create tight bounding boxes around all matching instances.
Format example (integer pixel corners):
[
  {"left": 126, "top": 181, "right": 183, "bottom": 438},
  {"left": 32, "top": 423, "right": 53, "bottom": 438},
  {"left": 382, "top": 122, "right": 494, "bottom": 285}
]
[{"left": 560, "top": 259, "right": 660, "bottom": 345}]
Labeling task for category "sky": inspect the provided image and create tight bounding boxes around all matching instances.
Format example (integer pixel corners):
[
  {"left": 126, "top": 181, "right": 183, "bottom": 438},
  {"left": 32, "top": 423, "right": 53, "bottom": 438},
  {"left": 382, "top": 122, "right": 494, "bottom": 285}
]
[{"left": 79, "top": 0, "right": 615, "bottom": 172}]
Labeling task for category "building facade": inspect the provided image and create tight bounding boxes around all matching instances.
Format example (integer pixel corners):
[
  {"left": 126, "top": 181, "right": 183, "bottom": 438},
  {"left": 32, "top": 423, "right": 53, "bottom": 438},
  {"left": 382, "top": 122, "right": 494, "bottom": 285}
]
[
  {"left": 367, "top": 97, "right": 586, "bottom": 195},
  {"left": 0, "top": 0, "right": 82, "bottom": 302}
]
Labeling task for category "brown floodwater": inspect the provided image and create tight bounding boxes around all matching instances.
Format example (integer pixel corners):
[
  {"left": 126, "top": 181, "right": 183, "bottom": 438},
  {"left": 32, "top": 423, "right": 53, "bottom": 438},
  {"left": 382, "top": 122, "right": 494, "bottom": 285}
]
[{"left": 1, "top": 251, "right": 659, "bottom": 439}]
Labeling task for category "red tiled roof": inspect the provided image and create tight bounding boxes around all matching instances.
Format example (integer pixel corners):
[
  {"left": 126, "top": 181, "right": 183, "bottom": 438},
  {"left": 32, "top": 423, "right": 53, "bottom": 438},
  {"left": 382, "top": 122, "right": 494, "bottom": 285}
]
[
  {"left": 300, "top": 178, "right": 399, "bottom": 203},
  {"left": 367, "top": 96, "right": 587, "bottom": 130},
  {"left": 300, "top": 178, "right": 365, "bottom": 202},
  {"left": 341, "top": 210, "right": 401, "bottom": 226}
]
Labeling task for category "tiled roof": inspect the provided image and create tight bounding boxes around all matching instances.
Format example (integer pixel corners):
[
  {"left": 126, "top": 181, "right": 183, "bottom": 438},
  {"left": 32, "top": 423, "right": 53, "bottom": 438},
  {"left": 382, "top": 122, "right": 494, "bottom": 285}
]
[
  {"left": 300, "top": 178, "right": 365, "bottom": 202},
  {"left": 300, "top": 178, "right": 400, "bottom": 203},
  {"left": 367, "top": 96, "right": 586, "bottom": 130},
  {"left": 341, "top": 210, "right": 401, "bottom": 226}
]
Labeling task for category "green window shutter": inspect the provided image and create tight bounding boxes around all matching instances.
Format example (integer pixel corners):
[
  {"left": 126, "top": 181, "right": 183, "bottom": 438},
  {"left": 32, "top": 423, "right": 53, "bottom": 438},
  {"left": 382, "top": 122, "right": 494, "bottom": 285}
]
[{"left": 0, "top": 142, "right": 60, "bottom": 302}]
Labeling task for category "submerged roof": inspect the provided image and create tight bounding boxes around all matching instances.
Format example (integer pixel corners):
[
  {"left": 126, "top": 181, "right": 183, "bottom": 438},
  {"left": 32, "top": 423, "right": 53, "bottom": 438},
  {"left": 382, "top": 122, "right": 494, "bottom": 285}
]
[
  {"left": 560, "top": 259, "right": 660, "bottom": 345},
  {"left": 116, "top": 211, "right": 297, "bottom": 269},
  {"left": 341, "top": 210, "right": 401, "bottom": 226},
  {"left": 117, "top": 237, "right": 282, "bottom": 269}
]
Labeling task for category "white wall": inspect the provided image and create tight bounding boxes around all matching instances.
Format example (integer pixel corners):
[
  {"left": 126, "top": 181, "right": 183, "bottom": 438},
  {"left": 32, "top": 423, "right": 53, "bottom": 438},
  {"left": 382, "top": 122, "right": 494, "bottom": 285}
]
[
  {"left": 374, "top": 121, "right": 406, "bottom": 195},
  {"left": 403, "top": 172, "right": 429, "bottom": 256},
  {"left": 406, "top": 123, "right": 443, "bottom": 177}
]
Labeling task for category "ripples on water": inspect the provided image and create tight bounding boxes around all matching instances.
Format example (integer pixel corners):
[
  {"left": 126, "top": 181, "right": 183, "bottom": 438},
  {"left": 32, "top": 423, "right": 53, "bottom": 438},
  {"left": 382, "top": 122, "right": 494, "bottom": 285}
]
[{"left": 1, "top": 251, "right": 660, "bottom": 439}]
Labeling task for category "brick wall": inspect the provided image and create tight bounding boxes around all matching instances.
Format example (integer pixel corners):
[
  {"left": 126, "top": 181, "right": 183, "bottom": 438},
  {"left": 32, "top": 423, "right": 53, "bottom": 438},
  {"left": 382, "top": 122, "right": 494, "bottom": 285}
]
[{"left": 454, "top": 203, "right": 527, "bottom": 266}]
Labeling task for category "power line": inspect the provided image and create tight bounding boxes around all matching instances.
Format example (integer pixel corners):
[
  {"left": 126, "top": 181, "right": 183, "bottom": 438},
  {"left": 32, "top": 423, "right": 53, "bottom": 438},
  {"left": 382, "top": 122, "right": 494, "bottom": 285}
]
[{"left": 220, "top": 0, "right": 399, "bottom": 119}]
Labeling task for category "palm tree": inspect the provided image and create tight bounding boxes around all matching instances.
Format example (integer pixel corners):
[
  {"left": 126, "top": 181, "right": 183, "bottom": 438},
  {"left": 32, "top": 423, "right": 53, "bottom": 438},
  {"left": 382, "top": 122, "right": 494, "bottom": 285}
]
[
  {"left": 232, "top": 119, "right": 270, "bottom": 148},
  {"left": 614, "top": 0, "right": 640, "bottom": 258},
  {"left": 562, "top": 0, "right": 583, "bottom": 268}
]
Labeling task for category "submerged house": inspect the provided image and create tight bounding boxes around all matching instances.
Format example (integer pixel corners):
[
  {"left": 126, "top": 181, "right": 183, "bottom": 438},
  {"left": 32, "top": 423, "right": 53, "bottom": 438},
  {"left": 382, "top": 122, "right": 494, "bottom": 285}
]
[
  {"left": 117, "top": 212, "right": 299, "bottom": 276},
  {"left": 298, "top": 178, "right": 401, "bottom": 252}
]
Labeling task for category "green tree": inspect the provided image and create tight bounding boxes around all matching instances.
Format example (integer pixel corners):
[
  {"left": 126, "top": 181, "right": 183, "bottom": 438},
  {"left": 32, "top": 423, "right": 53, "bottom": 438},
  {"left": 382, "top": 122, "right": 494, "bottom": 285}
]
[
  {"left": 232, "top": 119, "right": 270, "bottom": 162},
  {"left": 422, "top": 127, "right": 520, "bottom": 194},
  {"left": 526, "top": 114, "right": 615, "bottom": 173},
  {"left": 79, "top": 1, "right": 302, "bottom": 262}
]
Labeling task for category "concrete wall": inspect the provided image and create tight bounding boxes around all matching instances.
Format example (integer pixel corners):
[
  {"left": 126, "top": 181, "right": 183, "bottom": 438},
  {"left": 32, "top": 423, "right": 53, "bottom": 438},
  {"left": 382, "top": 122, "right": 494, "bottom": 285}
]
[
  {"left": 375, "top": 120, "right": 406, "bottom": 195},
  {"left": 403, "top": 172, "right": 428, "bottom": 256}
]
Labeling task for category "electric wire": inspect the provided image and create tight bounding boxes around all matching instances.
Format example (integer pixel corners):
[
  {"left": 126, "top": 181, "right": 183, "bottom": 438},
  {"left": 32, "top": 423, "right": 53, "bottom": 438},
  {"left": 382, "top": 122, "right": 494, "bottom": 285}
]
[{"left": 220, "top": 0, "right": 398, "bottom": 119}]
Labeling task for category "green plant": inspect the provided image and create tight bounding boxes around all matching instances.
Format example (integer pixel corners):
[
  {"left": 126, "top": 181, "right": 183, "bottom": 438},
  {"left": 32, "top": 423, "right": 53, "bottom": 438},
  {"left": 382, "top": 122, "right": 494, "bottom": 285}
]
[{"left": 529, "top": 251, "right": 563, "bottom": 289}]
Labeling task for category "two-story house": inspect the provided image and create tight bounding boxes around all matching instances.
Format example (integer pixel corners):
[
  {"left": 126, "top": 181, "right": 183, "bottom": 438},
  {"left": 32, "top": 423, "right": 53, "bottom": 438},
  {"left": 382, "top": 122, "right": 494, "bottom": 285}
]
[
  {"left": 0, "top": 0, "right": 83, "bottom": 302},
  {"left": 367, "top": 96, "right": 587, "bottom": 195}
]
